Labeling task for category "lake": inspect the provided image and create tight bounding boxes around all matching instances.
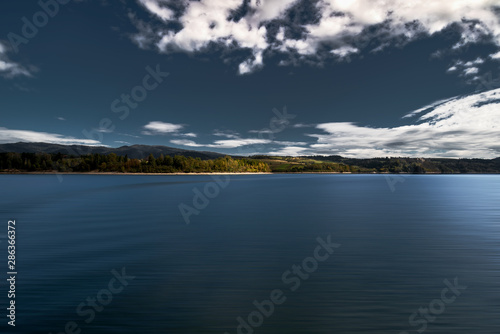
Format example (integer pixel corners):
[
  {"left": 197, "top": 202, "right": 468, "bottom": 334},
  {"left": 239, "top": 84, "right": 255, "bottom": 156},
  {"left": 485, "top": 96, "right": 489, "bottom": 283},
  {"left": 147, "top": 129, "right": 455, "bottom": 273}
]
[{"left": 1, "top": 174, "right": 499, "bottom": 333}]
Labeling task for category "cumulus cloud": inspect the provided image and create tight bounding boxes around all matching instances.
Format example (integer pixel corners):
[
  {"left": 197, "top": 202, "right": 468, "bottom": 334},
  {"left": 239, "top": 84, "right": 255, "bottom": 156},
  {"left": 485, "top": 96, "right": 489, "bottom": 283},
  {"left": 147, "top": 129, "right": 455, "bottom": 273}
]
[
  {"left": 0, "top": 42, "right": 32, "bottom": 78},
  {"left": 0, "top": 128, "right": 104, "bottom": 146},
  {"left": 132, "top": 0, "right": 500, "bottom": 74},
  {"left": 138, "top": 0, "right": 175, "bottom": 21},
  {"left": 171, "top": 138, "right": 271, "bottom": 149},
  {"left": 142, "top": 121, "right": 184, "bottom": 135},
  {"left": 446, "top": 57, "right": 485, "bottom": 78},
  {"left": 307, "top": 88, "right": 500, "bottom": 158},
  {"left": 330, "top": 46, "right": 359, "bottom": 59},
  {"left": 491, "top": 51, "right": 500, "bottom": 60},
  {"left": 464, "top": 67, "right": 479, "bottom": 75}
]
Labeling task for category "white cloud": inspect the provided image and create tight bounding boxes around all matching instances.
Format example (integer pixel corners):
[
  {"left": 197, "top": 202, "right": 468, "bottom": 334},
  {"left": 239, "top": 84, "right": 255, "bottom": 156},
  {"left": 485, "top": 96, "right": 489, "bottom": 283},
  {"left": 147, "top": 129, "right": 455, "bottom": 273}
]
[
  {"left": 213, "top": 130, "right": 240, "bottom": 138},
  {"left": 115, "top": 140, "right": 131, "bottom": 145},
  {"left": 452, "top": 22, "right": 488, "bottom": 49},
  {"left": 180, "top": 132, "right": 197, "bottom": 138},
  {"left": 170, "top": 139, "right": 202, "bottom": 147},
  {"left": 273, "top": 140, "right": 308, "bottom": 146},
  {"left": 142, "top": 121, "right": 184, "bottom": 135},
  {"left": 56, "top": 117, "right": 66, "bottom": 121},
  {"left": 276, "top": 26, "right": 285, "bottom": 42},
  {"left": 172, "top": 131, "right": 197, "bottom": 138},
  {"left": 293, "top": 123, "right": 316, "bottom": 128},
  {"left": 403, "top": 96, "right": 458, "bottom": 118},
  {"left": 96, "top": 127, "right": 114, "bottom": 133},
  {"left": 446, "top": 57, "right": 486, "bottom": 77},
  {"left": 210, "top": 138, "right": 272, "bottom": 148},
  {"left": 138, "top": 0, "right": 174, "bottom": 21},
  {"left": 268, "top": 146, "right": 309, "bottom": 156},
  {"left": 330, "top": 46, "right": 359, "bottom": 59},
  {"left": 172, "top": 127, "right": 307, "bottom": 150},
  {"left": 0, "top": 128, "right": 104, "bottom": 146},
  {"left": 307, "top": 88, "right": 500, "bottom": 158},
  {"left": 133, "top": 0, "right": 500, "bottom": 73},
  {"left": 491, "top": 51, "right": 500, "bottom": 60},
  {"left": 464, "top": 58, "right": 484, "bottom": 66},
  {"left": 464, "top": 67, "right": 479, "bottom": 75},
  {"left": 170, "top": 137, "right": 272, "bottom": 149},
  {"left": 0, "top": 42, "right": 32, "bottom": 78},
  {"left": 248, "top": 129, "right": 274, "bottom": 134},
  {"left": 238, "top": 50, "right": 264, "bottom": 74}
]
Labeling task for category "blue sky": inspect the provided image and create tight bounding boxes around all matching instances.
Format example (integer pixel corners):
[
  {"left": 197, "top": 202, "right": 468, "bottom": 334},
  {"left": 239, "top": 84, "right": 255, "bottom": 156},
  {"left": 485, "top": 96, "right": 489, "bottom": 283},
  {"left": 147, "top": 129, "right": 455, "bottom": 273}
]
[{"left": 1, "top": 0, "right": 500, "bottom": 158}]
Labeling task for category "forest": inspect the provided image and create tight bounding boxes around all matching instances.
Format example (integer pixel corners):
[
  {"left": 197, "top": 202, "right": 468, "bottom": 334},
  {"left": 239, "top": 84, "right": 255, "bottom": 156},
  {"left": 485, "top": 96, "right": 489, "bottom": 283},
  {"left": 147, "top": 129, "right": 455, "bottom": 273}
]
[
  {"left": 1, "top": 151, "right": 499, "bottom": 174},
  {"left": 251, "top": 155, "right": 500, "bottom": 174},
  {"left": 0, "top": 152, "right": 270, "bottom": 173}
]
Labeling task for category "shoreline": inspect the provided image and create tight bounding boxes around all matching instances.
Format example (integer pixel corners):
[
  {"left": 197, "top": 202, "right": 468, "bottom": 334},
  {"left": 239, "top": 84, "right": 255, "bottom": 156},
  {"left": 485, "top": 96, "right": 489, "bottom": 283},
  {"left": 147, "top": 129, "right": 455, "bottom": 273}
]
[
  {"left": 1, "top": 171, "right": 499, "bottom": 175},
  {"left": 0, "top": 171, "right": 273, "bottom": 176}
]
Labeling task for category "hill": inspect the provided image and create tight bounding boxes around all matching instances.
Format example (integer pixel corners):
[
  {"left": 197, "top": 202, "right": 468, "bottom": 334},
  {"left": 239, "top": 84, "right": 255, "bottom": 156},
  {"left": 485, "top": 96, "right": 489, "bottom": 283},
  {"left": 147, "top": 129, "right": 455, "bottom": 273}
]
[
  {"left": 0, "top": 142, "right": 225, "bottom": 160},
  {"left": 250, "top": 155, "right": 500, "bottom": 174}
]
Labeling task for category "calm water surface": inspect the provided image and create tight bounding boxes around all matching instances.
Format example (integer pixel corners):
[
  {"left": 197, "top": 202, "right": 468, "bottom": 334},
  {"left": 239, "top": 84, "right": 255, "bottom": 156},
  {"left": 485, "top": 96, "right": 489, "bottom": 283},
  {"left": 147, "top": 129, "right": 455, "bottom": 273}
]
[{"left": 0, "top": 174, "right": 499, "bottom": 333}]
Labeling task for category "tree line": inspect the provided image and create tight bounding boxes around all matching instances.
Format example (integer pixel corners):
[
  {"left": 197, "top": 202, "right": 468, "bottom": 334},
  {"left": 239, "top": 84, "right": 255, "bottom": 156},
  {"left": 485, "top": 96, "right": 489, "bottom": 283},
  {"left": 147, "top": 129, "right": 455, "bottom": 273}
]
[
  {"left": 1, "top": 151, "right": 499, "bottom": 174},
  {"left": 0, "top": 152, "right": 270, "bottom": 173},
  {"left": 250, "top": 155, "right": 500, "bottom": 174}
]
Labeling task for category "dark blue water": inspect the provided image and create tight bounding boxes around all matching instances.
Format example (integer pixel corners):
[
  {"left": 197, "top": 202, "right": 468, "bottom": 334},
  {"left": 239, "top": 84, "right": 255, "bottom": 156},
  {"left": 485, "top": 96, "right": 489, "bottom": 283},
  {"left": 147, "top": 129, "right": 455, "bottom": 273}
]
[{"left": 1, "top": 174, "right": 499, "bottom": 333}]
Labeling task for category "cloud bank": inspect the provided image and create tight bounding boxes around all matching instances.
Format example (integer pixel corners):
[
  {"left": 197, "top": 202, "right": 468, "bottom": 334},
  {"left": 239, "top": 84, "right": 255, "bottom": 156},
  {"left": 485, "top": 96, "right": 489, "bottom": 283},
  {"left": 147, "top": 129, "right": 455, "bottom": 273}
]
[
  {"left": 307, "top": 88, "right": 500, "bottom": 158},
  {"left": 132, "top": 0, "right": 500, "bottom": 74},
  {"left": 0, "top": 128, "right": 104, "bottom": 146}
]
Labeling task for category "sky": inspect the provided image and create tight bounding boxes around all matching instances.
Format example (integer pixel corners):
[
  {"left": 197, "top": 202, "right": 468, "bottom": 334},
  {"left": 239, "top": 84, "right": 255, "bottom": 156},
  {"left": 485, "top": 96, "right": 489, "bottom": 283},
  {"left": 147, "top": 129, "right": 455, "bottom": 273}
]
[{"left": 1, "top": 0, "right": 500, "bottom": 158}]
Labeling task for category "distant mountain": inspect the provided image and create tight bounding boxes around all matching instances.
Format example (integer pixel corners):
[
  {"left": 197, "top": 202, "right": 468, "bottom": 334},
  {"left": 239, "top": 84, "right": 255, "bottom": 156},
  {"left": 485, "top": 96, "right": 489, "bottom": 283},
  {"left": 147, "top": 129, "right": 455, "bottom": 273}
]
[{"left": 0, "top": 142, "right": 226, "bottom": 160}]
